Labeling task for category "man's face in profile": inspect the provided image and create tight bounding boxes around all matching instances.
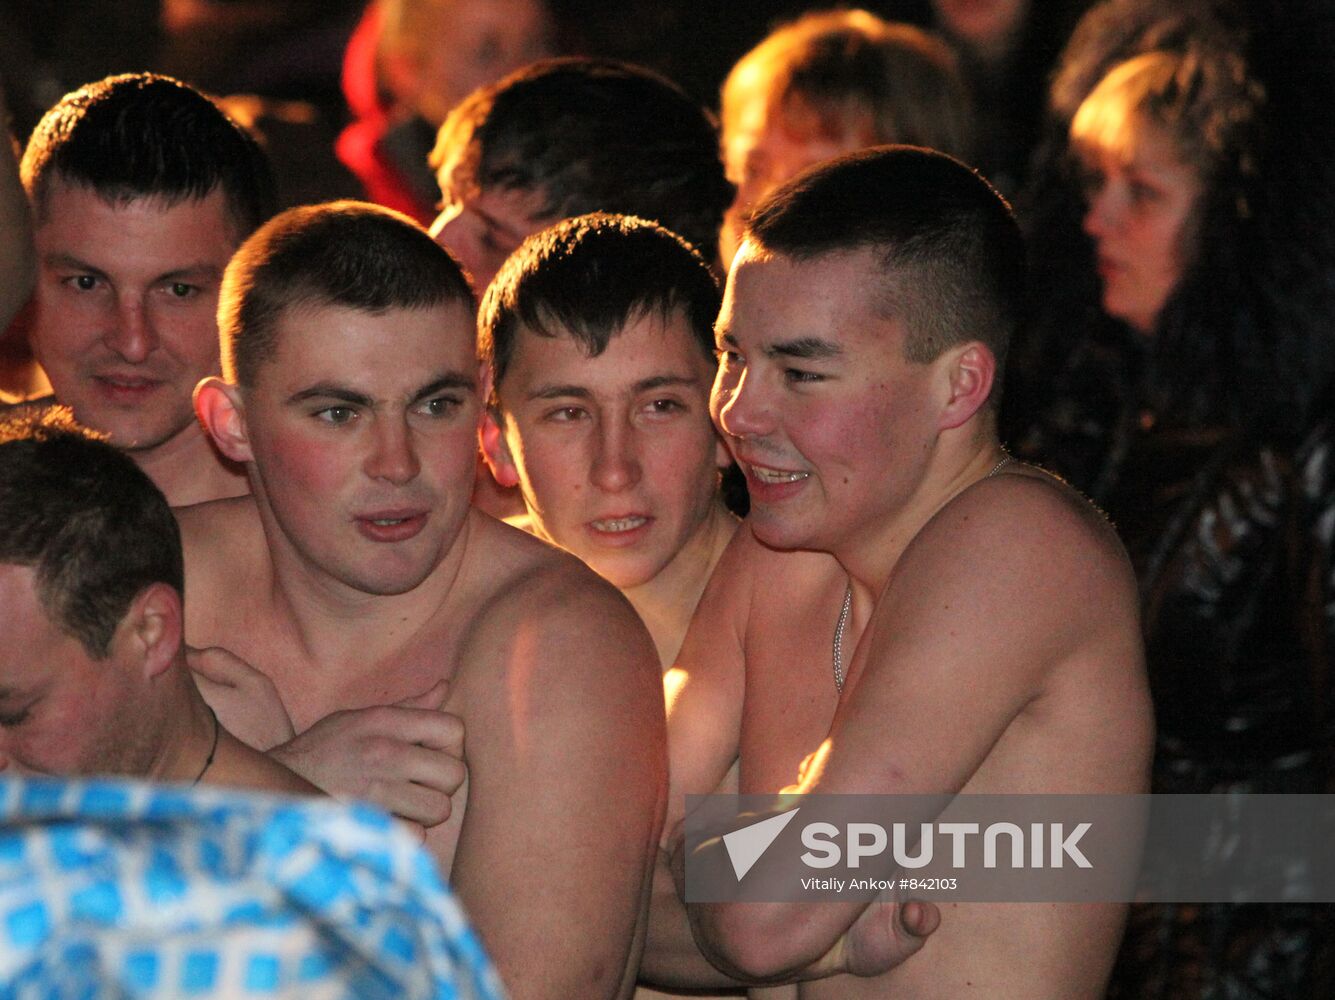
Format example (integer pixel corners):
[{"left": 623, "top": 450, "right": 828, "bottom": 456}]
[
  {"left": 711, "top": 245, "right": 939, "bottom": 554},
  {"left": 489, "top": 309, "right": 723, "bottom": 590},
  {"left": 0, "top": 563, "right": 150, "bottom": 778},
  {"left": 29, "top": 180, "right": 238, "bottom": 454},
  {"left": 429, "top": 155, "right": 556, "bottom": 293}
]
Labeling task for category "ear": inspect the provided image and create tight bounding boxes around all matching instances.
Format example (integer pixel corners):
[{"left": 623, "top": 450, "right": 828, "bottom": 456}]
[
  {"left": 193, "top": 377, "right": 253, "bottom": 463},
  {"left": 937, "top": 342, "right": 995, "bottom": 432},
  {"left": 479, "top": 407, "right": 520, "bottom": 488},
  {"left": 117, "top": 582, "right": 184, "bottom": 682}
]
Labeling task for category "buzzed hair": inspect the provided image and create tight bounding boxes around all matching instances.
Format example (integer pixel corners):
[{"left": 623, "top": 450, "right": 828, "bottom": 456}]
[
  {"left": 480, "top": 213, "right": 720, "bottom": 404},
  {"left": 21, "top": 72, "right": 275, "bottom": 242},
  {"left": 0, "top": 409, "right": 184, "bottom": 658},
  {"left": 746, "top": 145, "right": 1024, "bottom": 399},
  {"left": 219, "top": 200, "right": 475, "bottom": 388},
  {"left": 430, "top": 58, "right": 734, "bottom": 259}
]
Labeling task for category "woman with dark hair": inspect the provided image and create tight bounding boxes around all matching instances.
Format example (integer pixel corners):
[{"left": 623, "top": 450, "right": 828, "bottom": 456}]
[{"left": 1008, "top": 1, "right": 1335, "bottom": 995}]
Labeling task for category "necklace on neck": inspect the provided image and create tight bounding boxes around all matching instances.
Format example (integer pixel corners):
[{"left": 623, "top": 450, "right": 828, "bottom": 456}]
[
  {"left": 985, "top": 452, "right": 1013, "bottom": 479},
  {"left": 832, "top": 452, "right": 1017, "bottom": 692},
  {"left": 192, "top": 705, "right": 219, "bottom": 787},
  {"left": 833, "top": 583, "right": 853, "bottom": 693}
]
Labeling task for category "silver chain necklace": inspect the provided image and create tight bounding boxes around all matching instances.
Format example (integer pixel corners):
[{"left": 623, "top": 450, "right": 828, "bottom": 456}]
[{"left": 832, "top": 451, "right": 1013, "bottom": 692}]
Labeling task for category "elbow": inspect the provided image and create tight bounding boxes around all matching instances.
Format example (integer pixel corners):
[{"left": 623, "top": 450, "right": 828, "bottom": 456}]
[{"left": 694, "top": 902, "right": 816, "bottom": 982}]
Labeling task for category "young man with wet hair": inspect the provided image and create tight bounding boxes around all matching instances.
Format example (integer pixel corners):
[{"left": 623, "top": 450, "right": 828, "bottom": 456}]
[
  {"left": 182, "top": 200, "right": 666, "bottom": 1000},
  {"left": 13, "top": 72, "right": 276, "bottom": 506},
  {"left": 479, "top": 213, "right": 737, "bottom": 667},
  {"left": 0, "top": 410, "right": 313, "bottom": 794},
  {"left": 646, "top": 147, "right": 1152, "bottom": 997}
]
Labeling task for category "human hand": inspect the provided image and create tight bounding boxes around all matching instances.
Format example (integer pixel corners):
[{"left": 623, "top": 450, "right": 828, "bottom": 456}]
[
  {"left": 268, "top": 680, "right": 465, "bottom": 833},
  {"left": 823, "top": 895, "right": 940, "bottom": 978},
  {"left": 188, "top": 644, "right": 295, "bottom": 751}
]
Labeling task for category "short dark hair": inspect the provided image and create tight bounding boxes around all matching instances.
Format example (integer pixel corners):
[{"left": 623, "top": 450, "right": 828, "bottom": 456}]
[
  {"left": 747, "top": 145, "right": 1023, "bottom": 396},
  {"left": 430, "top": 58, "right": 734, "bottom": 259},
  {"left": 220, "top": 200, "right": 475, "bottom": 388},
  {"left": 480, "top": 213, "right": 720, "bottom": 403},
  {"left": 0, "top": 409, "right": 184, "bottom": 658},
  {"left": 21, "top": 73, "right": 276, "bottom": 242}
]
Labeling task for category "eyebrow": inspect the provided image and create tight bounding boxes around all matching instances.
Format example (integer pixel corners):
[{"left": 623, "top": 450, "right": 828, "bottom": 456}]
[
  {"left": 524, "top": 373, "right": 702, "bottom": 403},
  {"left": 43, "top": 252, "right": 223, "bottom": 284},
  {"left": 712, "top": 330, "right": 842, "bottom": 360},
  {"left": 286, "top": 373, "right": 476, "bottom": 407},
  {"left": 766, "top": 337, "right": 842, "bottom": 361}
]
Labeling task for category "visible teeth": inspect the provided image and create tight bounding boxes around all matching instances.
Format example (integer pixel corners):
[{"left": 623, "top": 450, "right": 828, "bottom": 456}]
[
  {"left": 372, "top": 518, "right": 407, "bottom": 526},
  {"left": 592, "top": 516, "right": 648, "bottom": 533},
  {"left": 750, "top": 465, "right": 808, "bottom": 484}
]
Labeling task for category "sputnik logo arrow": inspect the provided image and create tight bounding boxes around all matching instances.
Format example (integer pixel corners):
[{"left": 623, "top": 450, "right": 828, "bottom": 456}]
[{"left": 722, "top": 807, "right": 801, "bottom": 880}]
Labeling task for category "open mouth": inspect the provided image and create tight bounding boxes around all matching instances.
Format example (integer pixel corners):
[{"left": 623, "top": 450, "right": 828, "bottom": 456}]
[
  {"left": 747, "top": 463, "right": 810, "bottom": 485},
  {"left": 590, "top": 515, "right": 650, "bottom": 533}
]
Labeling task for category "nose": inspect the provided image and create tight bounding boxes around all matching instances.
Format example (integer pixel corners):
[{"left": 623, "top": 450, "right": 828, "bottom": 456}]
[
  {"left": 590, "top": 418, "right": 642, "bottom": 493},
  {"left": 713, "top": 365, "right": 770, "bottom": 441},
  {"left": 104, "top": 295, "right": 157, "bottom": 362},
  {"left": 1082, "top": 183, "right": 1119, "bottom": 241},
  {"left": 364, "top": 417, "right": 421, "bottom": 485},
  {"left": 429, "top": 205, "right": 489, "bottom": 292}
]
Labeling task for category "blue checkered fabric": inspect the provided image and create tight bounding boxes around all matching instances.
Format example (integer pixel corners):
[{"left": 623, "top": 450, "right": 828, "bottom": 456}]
[{"left": 0, "top": 778, "right": 506, "bottom": 999}]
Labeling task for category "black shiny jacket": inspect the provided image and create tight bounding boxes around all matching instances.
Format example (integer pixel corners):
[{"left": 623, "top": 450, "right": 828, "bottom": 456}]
[{"left": 1010, "top": 321, "right": 1335, "bottom": 997}]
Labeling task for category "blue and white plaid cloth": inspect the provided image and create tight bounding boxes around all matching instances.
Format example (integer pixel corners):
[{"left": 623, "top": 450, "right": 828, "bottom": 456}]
[{"left": 0, "top": 778, "right": 506, "bottom": 999}]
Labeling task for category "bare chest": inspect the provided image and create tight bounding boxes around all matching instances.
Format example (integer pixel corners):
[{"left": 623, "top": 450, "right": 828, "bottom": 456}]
[{"left": 738, "top": 598, "right": 845, "bottom": 794}]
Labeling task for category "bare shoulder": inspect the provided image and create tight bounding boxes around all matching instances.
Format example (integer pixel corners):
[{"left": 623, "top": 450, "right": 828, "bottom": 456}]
[
  {"left": 455, "top": 509, "right": 662, "bottom": 697},
  {"left": 909, "top": 466, "right": 1137, "bottom": 615},
  {"left": 173, "top": 495, "right": 268, "bottom": 626}
]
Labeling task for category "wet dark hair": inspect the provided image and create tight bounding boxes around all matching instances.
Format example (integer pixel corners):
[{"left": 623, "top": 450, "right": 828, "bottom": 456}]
[
  {"left": 746, "top": 145, "right": 1023, "bottom": 402},
  {"left": 220, "top": 200, "right": 474, "bottom": 388},
  {"left": 430, "top": 58, "right": 733, "bottom": 260},
  {"left": 21, "top": 72, "right": 276, "bottom": 242},
  {"left": 480, "top": 213, "right": 720, "bottom": 403},
  {"left": 0, "top": 409, "right": 184, "bottom": 658}
]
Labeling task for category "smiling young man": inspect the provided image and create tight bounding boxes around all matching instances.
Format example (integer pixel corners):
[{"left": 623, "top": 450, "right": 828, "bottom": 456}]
[
  {"left": 0, "top": 410, "right": 315, "bottom": 795},
  {"left": 479, "top": 214, "right": 737, "bottom": 667},
  {"left": 180, "top": 201, "right": 666, "bottom": 1000},
  {"left": 13, "top": 73, "right": 275, "bottom": 507},
  {"left": 644, "top": 147, "right": 1153, "bottom": 998}
]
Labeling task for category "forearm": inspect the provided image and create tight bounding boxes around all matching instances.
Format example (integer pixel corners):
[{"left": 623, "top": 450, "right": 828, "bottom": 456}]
[{"left": 642, "top": 848, "right": 750, "bottom": 990}]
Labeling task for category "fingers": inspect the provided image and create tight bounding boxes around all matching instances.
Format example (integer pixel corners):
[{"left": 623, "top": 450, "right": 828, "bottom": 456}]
[
  {"left": 186, "top": 645, "right": 257, "bottom": 685},
  {"left": 365, "top": 775, "right": 453, "bottom": 829},
  {"left": 900, "top": 899, "right": 941, "bottom": 940},
  {"left": 362, "top": 739, "right": 467, "bottom": 798},
  {"left": 396, "top": 678, "right": 449, "bottom": 711},
  {"left": 348, "top": 703, "right": 464, "bottom": 755}
]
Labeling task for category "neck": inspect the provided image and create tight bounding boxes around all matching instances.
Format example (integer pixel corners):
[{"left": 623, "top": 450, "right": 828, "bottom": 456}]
[
  {"left": 622, "top": 500, "right": 738, "bottom": 668},
  {"left": 835, "top": 435, "right": 1009, "bottom": 600},
  {"left": 133, "top": 423, "right": 248, "bottom": 507},
  {"left": 259, "top": 503, "right": 473, "bottom": 673},
  {"left": 145, "top": 667, "right": 219, "bottom": 785}
]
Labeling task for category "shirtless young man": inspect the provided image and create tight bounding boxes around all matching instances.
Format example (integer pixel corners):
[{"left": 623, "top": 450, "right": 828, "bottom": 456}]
[
  {"left": 647, "top": 147, "right": 1153, "bottom": 998},
  {"left": 12, "top": 73, "right": 274, "bottom": 506},
  {"left": 478, "top": 214, "right": 738, "bottom": 668},
  {"left": 0, "top": 412, "right": 313, "bottom": 796},
  {"left": 180, "top": 201, "right": 667, "bottom": 1000}
]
